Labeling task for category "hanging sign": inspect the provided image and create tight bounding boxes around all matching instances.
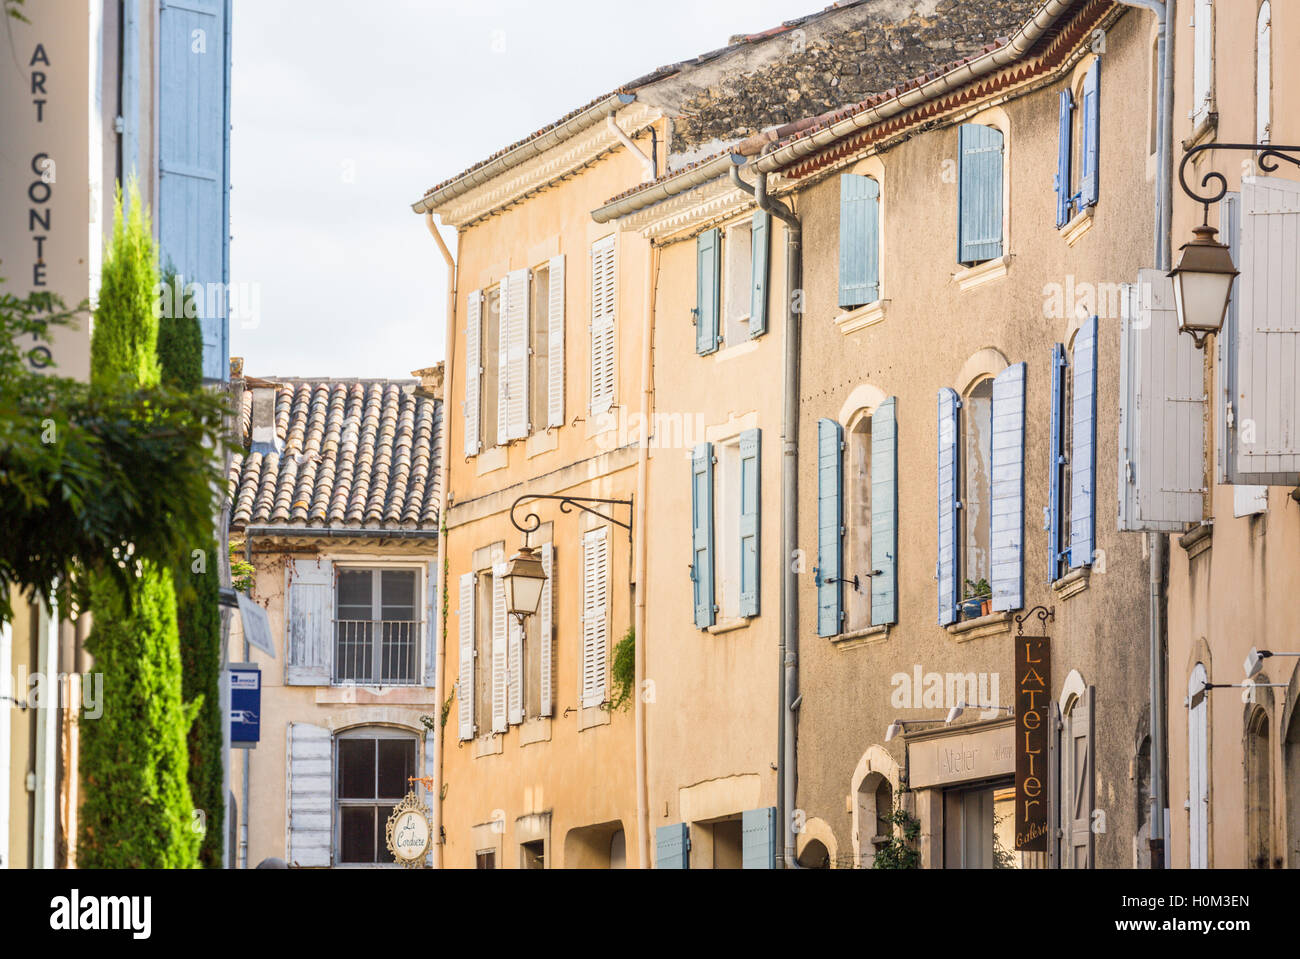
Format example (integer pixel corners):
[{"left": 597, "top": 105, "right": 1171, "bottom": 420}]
[
  {"left": 385, "top": 792, "right": 432, "bottom": 867},
  {"left": 1015, "top": 634, "right": 1051, "bottom": 850}
]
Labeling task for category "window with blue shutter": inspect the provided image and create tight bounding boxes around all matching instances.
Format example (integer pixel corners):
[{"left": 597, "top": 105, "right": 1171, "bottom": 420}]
[
  {"left": 742, "top": 807, "right": 777, "bottom": 869},
  {"left": 1047, "top": 344, "right": 1068, "bottom": 580},
  {"left": 1054, "top": 90, "right": 1074, "bottom": 227},
  {"left": 870, "top": 398, "right": 898, "bottom": 626},
  {"left": 691, "top": 443, "right": 715, "bottom": 628},
  {"left": 816, "top": 418, "right": 844, "bottom": 636},
  {"left": 655, "top": 822, "right": 690, "bottom": 869},
  {"left": 957, "top": 124, "right": 1004, "bottom": 265},
  {"left": 937, "top": 389, "right": 961, "bottom": 625},
  {"left": 1079, "top": 59, "right": 1101, "bottom": 209},
  {"left": 739, "top": 429, "right": 761, "bottom": 618},
  {"left": 696, "top": 228, "right": 721, "bottom": 354},
  {"left": 839, "top": 174, "right": 881, "bottom": 309},
  {"left": 1070, "top": 316, "right": 1098, "bottom": 567},
  {"left": 750, "top": 211, "right": 770, "bottom": 338},
  {"left": 990, "top": 363, "right": 1026, "bottom": 612}
]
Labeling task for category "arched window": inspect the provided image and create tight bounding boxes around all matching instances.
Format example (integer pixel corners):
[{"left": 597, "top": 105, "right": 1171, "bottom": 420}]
[
  {"left": 961, "top": 377, "right": 995, "bottom": 609},
  {"left": 1245, "top": 706, "right": 1272, "bottom": 868},
  {"left": 335, "top": 726, "right": 419, "bottom": 865},
  {"left": 1257, "top": 2, "right": 1272, "bottom": 143},
  {"left": 1188, "top": 663, "right": 1209, "bottom": 868},
  {"left": 844, "top": 411, "right": 873, "bottom": 631},
  {"left": 855, "top": 772, "right": 893, "bottom": 867}
]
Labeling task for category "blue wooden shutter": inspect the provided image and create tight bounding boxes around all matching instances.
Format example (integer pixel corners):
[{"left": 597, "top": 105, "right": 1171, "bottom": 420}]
[
  {"left": 696, "top": 228, "right": 721, "bottom": 354},
  {"left": 838, "top": 174, "right": 880, "bottom": 309},
  {"left": 691, "top": 442, "right": 715, "bottom": 628},
  {"left": 158, "top": 0, "right": 231, "bottom": 382},
  {"left": 742, "top": 807, "right": 777, "bottom": 869},
  {"left": 990, "top": 363, "right": 1027, "bottom": 612},
  {"left": 1070, "top": 316, "right": 1099, "bottom": 567},
  {"left": 937, "top": 389, "right": 960, "bottom": 625},
  {"left": 1047, "top": 344, "right": 1068, "bottom": 581},
  {"left": 870, "top": 397, "right": 898, "bottom": 626},
  {"left": 957, "top": 124, "right": 1004, "bottom": 264},
  {"left": 655, "top": 823, "right": 690, "bottom": 869},
  {"left": 816, "top": 418, "right": 844, "bottom": 636},
  {"left": 739, "top": 428, "right": 761, "bottom": 618},
  {"left": 1054, "top": 90, "right": 1074, "bottom": 227},
  {"left": 1079, "top": 59, "right": 1101, "bottom": 209},
  {"left": 750, "top": 210, "right": 770, "bottom": 338}
]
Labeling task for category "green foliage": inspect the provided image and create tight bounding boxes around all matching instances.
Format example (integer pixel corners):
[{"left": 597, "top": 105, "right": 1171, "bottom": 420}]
[
  {"left": 608, "top": 627, "right": 635, "bottom": 713},
  {"left": 91, "top": 182, "right": 161, "bottom": 390},
  {"left": 156, "top": 272, "right": 203, "bottom": 392},
  {"left": 963, "top": 577, "right": 991, "bottom": 599},
  {"left": 228, "top": 539, "right": 254, "bottom": 593},
  {"left": 4, "top": 0, "right": 28, "bottom": 24},
  {"left": 872, "top": 799, "right": 922, "bottom": 869}
]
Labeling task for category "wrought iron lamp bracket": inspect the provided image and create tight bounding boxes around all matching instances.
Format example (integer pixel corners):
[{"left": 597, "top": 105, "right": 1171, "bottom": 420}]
[
  {"left": 1014, "top": 605, "right": 1055, "bottom": 637},
  {"left": 1178, "top": 142, "right": 1300, "bottom": 222},
  {"left": 508, "top": 493, "right": 633, "bottom": 539}
]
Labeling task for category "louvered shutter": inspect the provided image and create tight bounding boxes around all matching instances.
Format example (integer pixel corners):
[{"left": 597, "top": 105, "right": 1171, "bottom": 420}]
[
  {"left": 590, "top": 236, "right": 617, "bottom": 414},
  {"left": 957, "top": 124, "right": 1004, "bottom": 264},
  {"left": 750, "top": 210, "right": 770, "bottom": 337},
  {"left": 691, "top": 443, "right": 716, "bottom": 629},
  {"left": 742, "top": 807, "right": 777, "bottom": 869},
  {"left": 990, "top": 363, "right": 1026, "bottom": 611},
  {"left": 539, "top": 543, "right": 555, "bottom": 717},
  {"left": 839, "top": 174, "right": 881, "bottom": 308},
  {"left": 1079, "top": 59, "right": 1100, "bottom": 209},
  {"left": 937, "top": 389, "right": 961, "bottom": 625},
  {"left": 286, "top": 722, "right": 331, "bottom": 867},
  {"left": 1067, "top": 686, "right": 1095, "bottom": 869},
  {"left": 491, "top": 569, "right": 508, "bottom": 733},
  {"left": 1054, "top": 90, "right": 1074, "bottom": 227},
  {"left": 547, "top": 254, "right": 566, "bottom": 428},
  {"left": 655, "top": 822, "right": 690, "bottom": 869},
  {"left": 871, "top": 397, "right": 898, "bottom": 626},
  {"left": 1047, "top": 344, "right": 1068, "bottom": 581},
  {"left": 1118, "top": 271, "right": 1206, "bottom": 530},
  {"left": 1235, "top": 176, "right": 1300, "bottom": 475},
  {"left": 1192, "top": 0, "right": 1213, "bottom": 126},
  {"left": 581, "top": 528, "right": 609, "bottom": 708},
  {"left": 158, "top": 0, "right": 230, "bottom": 381},
  {"left": 287, "top": 558, "right": 332, "bottom": 685},
  {"left": 1069, "top": 318, "right": 1098, "bottom": 568},
  {"left": 500, "top": 268, "right": 531, "bottom": 441},
  {"left": 507, "top": 612, "right": 523, "bottom": 725},
  {"left": 424, "top": 560, "right": 438, "bottom": 687},
  {"left": 816, "top": 418, "right": 844, "bottom": 637},
  {"left": 696, "top": 228, "right": 721, "bottom": 354},
  {"left": 464, "top": 290, "right": 483, "bottom": 456},
  {"left": 423, "top": 731, "right": 437, "bottom": 866},
  {"left": 739, "top": 429, "right": 762, "bottom": 618},
  {"left": 457, "top": 572, "right": 476, "bottom": 741},
  {"left": 1188, "top": 664, "right": 1209, "bottom": 868}
]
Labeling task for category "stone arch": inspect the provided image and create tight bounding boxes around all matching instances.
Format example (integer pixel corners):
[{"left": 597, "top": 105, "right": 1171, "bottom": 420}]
[
  {"left": 954, "top": 347, "right": 1010, "bottom": 398},
  {"left": 849, "top": 744, "right": 901, "bottom": 868},
  {"left": 796, "top": 817, "right": 838, "bottom": 869}
]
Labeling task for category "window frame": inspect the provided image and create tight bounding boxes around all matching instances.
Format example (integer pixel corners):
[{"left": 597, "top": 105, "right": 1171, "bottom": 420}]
[
  {"left": 333, "top": 725, "right": 420, "bottom": 867},
  {"left": 331, "top": 563, "right": 424, "bottom": 686}
]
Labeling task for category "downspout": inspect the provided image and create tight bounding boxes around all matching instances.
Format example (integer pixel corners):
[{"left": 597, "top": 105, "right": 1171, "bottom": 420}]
[
  {"left": 425, "top": 211, "right": 457, "bottom": 869},
  {"left": 734, "top": 162, "right": 801, "bottom": 867},
  {"left": 607, "top": 116, "right": 656, "bottom": 182}
]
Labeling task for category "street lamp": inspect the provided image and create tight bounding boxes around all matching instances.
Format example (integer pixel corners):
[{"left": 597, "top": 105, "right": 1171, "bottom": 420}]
[
  {"left": 1168, "top": 223, "right": 1237, "bottom": 348},
  {"left": 1243, "top": 646, "right": 1300, "bottom": 679},
  {"left": 501, "top": 544, "right": 546, "bottom": 624}
]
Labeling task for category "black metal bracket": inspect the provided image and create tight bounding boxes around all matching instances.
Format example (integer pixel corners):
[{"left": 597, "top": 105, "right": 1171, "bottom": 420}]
[
  {"left": 822, "top": 572, "right": 883, "bottom": 593},
  {"left": 509, "top": 493, "right": 633, "bottom": 539},
  {"left": 1179, "top": 142, "right": 1300, "bottom": 222},
  {"left": 1014, "top": 604, "right": 1055, "bottom": 636}
]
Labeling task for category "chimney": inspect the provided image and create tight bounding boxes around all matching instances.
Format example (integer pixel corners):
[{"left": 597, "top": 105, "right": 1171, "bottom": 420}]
[{"left": 249, "top": 383, "right": 283, "bottom": 454}]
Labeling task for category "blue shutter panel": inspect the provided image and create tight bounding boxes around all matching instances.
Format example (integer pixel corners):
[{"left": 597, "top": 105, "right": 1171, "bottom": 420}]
[
  {"left": 696, "top": 228, "right": 721, "bottom": 354},
  {"left": 1047, "top": 344, "right": 1068, "bottom": 581},
  {"left": 957, "top": 124, "right": 1004, "bottom": 264},
  {"left": 937, "top": 389, "right": 960, "bottom": 625},
  {"left": 750, "top": 210, "right": 770, "bottom": 338},
  {"left": 1079, "top": 58, "right": 1101, "bottom": 209},
  {"left": 1070, "top": 316, "right": 1099, "bottom": 567},
  {"left": 691, "top": 442, "right": 715, "bottom": 628},
  {"left": 990, "top": 363, "right": 1027, "bottom": 612},
  {"left": 739, "top": 429, "right": 761, "bottom": 618},
  {"left": 816, "top": 418, "right": 844, "bottom": 636},
  {"left": 1055, "top": 90, "right": 1075, "bottom": 227},
  {"left": 870, "top": 397, "right": 898, "bottom": 626},
  {"left": 655, "top": 823, "right": 690, "bottom": 869},
  {"left": 838, "top": 175, "right": 880, "bottom": 309},
  {"left": 742, "top": 807, "right": 777, "bottom": 869},
  {"left": 158, "top": 0, "right": 231, "bottom": 382}
]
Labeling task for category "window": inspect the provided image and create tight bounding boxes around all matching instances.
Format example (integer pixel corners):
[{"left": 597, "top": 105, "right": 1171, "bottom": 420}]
[
  {"left": 856, "top": 772, "right": 893, "bottom": 867},
  {"left": 839, "top": 173, "right": 880, "bottom": 308},
  {"left": 1257, "top": 2, "right": 1271, "bottom": 142},
  {"left": 1055, "top": 60, "right": 1100, "bottom": 227},
  {"left": 844, "top": 414, "right": 872, "bottom": 632},
  {"left": 942, "top": 782, "right": 1017, "bottom": 868},
  {"left": 723, "top": 220, "right": 753, "bottom": 347},
  {"left": 476, "top": 849, "right": 496, "bottom": 869},
  {"left": 335, "top": 728, "right": 417, "bottom": 864},
  {"left": 696, "top": 212, "right": 771, "bottom": 354},
  {"left": 531, "top": 262, "right": 550, "bottom": 433},
  {"left": 474, "top": 566, "right": 502, "bottom": 736},
  {"left": 691, "top": 432, "right": 762, "bottom": 629},
  {"left": 961, "top": 378, "right": 994, "bottom": 608},
  {"left": 334, "top": 568, "right": 419, "bottom": 684},
  {"left": 1192, "top": 0, "right": 1214, "bottom": 129},
  {"left": 521, "top": 839, "right": 545, "bottom": 869},
  {"left": 957, "top": 123, "right": 1004, "bottom": 266},
  {"left": 590, "top": 236, "right": 617, "bottom": 415}
]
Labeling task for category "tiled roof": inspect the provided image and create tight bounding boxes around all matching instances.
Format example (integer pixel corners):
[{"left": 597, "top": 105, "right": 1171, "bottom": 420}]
[{"left": 229, "top": 378, "right": 442, "bottom": 533}]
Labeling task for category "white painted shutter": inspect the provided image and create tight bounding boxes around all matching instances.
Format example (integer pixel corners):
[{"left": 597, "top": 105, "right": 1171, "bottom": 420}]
[
  {"left": 936, "top": 389, "right": 961, "bottom": 625},
  {"left": 990, "top": 363, "right": 1026, "bottom": 612},
  {"left": 1192, "top": 0, "right": 1213, "bottom": 127},
  {"left": 424, "top": 560, "right": 438, "bottom": 687},
  {"left": 589, "top": 236, "right": 617, "bottom": 415},
  {"left": 1067, "top": 686, "right": 1095, "bottom": 869},
  {"left": 507, "top": 609, "right": 523, "bottom": 725},
  {"left": 287, "top": 558, "right": 332, "bottom": 685},
  {"left": 457, "top": 572, "right": 475, "bottom": 741},
  {"left": 547, "top": 254, "right": 566, "bottom": 428},
  {"left": 539, "top": 542, "right": 555, "bottom": 717},
  {"left": 1235, "top": 176, "right": 1300, "bottom": 475},
  {"left": 423, "top": 731, "right": 437, "bottom": 866},
  {"left": 1188, "top": 664, "right": 1209, "bottom": 868},
  {"left": 1117, "top": 271, "right": 1206, "bottom": 530},
  {"left": 500, "top": 268, "right": 530, "bottom": 441},
  {"left": 286, "top": 722, "right": 331, "bottom": 867},
  {"left": 581, "top": 527, "right": 609, "bottom": 708},
  {"left": 491, "top": 567, "right": 508, "bottom": 733},
  {"left": 1233, "top": 485, "right": 1268, "bottom": 517},
  {"left": 464, "top": 290, "right": 483, "bottom": 457},
  {"left": 1069, "top": 317, "right": 1098, "bottom": 567}
]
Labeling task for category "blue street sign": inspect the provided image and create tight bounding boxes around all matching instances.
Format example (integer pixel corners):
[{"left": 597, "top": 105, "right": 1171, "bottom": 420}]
[{"left": 230, "top": 663, "right": 261, "bottom": 747}]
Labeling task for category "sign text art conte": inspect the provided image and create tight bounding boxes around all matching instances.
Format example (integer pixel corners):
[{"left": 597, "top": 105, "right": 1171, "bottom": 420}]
[{"left": 1015, "top": 635, "right": 1051, "bottom": 850}]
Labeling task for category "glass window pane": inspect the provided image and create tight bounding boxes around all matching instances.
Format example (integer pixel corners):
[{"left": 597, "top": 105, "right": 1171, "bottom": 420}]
[
  {"left": 381, "top": 570, "right": 417, "bottom": 619},
  {"left": 337, "top": 569, "right": 373, "bottom": 617},
  {"left": 338, "top": 738, "right": 376, "bottom": 799},
  {"left": 340, "top": 806, "right": 375, "bottom": 863},
  {"left": 376, "top": 738, "right": 415, "bottom": 799}
]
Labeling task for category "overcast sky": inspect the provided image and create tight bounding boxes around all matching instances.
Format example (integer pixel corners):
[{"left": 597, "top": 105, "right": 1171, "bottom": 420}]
[{"left": 228, "top": 0, "right": 822, "bottom": 379}]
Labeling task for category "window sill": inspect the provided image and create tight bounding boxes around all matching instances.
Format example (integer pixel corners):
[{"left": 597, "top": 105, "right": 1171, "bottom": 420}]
[
  {"left": 585, "top": 406, "right": 620, "bottom": 441},
  {"left": 954, "top": 255, "right": 1010, "bottom": 292},
  {"left": 1060, "top": 206, "right": 1094, "bottom": 247},
  {"left": 526, "top": 429, "right": 558, "bottom": 458},
  {"left": 707, "top": 616, "right": 751, "bottom": 635},
  {"left": 475, "top": 445, "right": 508, "bottom": 476},
  {"left": 578, "top": 703, "right": 610, "bottom": 732},
  {"left": 519, "top": 716, "right": 552, "bottom": 746},
  {"left": 1051, "top": 566, "right": 1090, "bottom": 601},
  {"left": 714, "top": 339, "right": 760, "bottom": 363},
  {"left": 1178, "top": 521, "right": 1214, "bottom": 559},
  {"left": 314, "top": 685, "right": 435, "bottom": 705},
  {"left": 473, "top": 734, "right": 503, "bottom": 758},
  {"left": 946, "top": 610, "right": 1013, "bottom": 641},
  {"left": 834, "top": 300, "right": 888, "bottom": 335},
  {"left": 832, "top": 623, "right": 890, "bottom": 649}
]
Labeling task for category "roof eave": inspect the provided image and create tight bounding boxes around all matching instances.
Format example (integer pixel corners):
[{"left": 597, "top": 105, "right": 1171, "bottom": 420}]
[{"left": 591, "top": 153, "right": 747, "bottom": 223}]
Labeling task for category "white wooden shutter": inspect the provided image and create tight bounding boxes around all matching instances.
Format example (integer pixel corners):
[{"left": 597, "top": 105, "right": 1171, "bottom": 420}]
[
  {"left": 1188, "top": 664, "right": 1209, "bottom": 868},
  {"left": 491, "top": 567, "right": 508, "bottom": 733},
  {"left": 423, "top": 731, "right": 437, "bottom": 866},
  {"left": 539, "top": 542, "right": 555, "bottom": 717},
  {"left": 581, "top": 527, "right": 609, "bottom": 708},
  {"left": 286, "top": 722, "right": 331, "bottom": 867},
  {"left": 500, "top": 268, "right": 530, "bottom": 441},
  {"left": 507, "top": 610, "right": 523, "bottom": 725},
  {"left": 424, "top": 560, "right": 438, "bottom": 687},
  {"left": 1069, "top": 317, "right": 1098, "bottom": 567},
  {"left": 1235, "top": 176, "right": 1300, "bottom": 476},
  {"left": 589, "top": 236, "right": 617, "bottom": 415},
  {"left": 1067, "top": 686, "right": 1095, "bottom": 869},
  {"left": 547, "top": 254, "right": 566, "bottom": 428},
  {"left": 457, "top": 572, "right": 475, "bottom": 741},
  {"left": 287, "top": 558, "right": 332, "bottom": 685},
  {"left": 1192, "top": 0, "right": 1213, "bottom": 127},
  {"left": 1117, "top": 271, "right": 1206, "bottom": 531},
  {"left": 464, "top": 290, "right": 483, "bottom": 457},
  {"left": 990, "top": 363, "right": 1026, "bottom": 612}
]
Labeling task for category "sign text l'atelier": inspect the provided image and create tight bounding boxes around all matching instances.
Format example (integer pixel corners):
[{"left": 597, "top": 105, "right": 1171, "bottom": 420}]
[{"left": 1015, "top": 634, "right": 1051, "bottom": 851}]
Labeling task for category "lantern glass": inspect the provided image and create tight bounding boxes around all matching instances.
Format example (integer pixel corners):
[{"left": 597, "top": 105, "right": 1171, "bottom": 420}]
[
  {"left": 1168, "top": 223, "right": 1238, "bottom": 339},
  {"left": 502, "top": 545, "right": 546, "bottom": 618}
]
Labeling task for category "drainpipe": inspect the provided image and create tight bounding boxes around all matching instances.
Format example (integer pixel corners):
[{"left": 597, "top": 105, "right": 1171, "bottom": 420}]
[
  {"left": 425, "top": 211, "right": 458, "bottom": 869},
  {"left": 734, "top": 162, "right": 802, "bottom": 867},
  {"left": 606, "top": 116, "right": 656, "bottom": 183}
]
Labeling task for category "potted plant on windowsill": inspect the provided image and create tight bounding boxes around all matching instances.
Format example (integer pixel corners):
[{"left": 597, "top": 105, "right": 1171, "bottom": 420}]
[{"left": 962, "top": 578, "right": 992, "bottom": 619}]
